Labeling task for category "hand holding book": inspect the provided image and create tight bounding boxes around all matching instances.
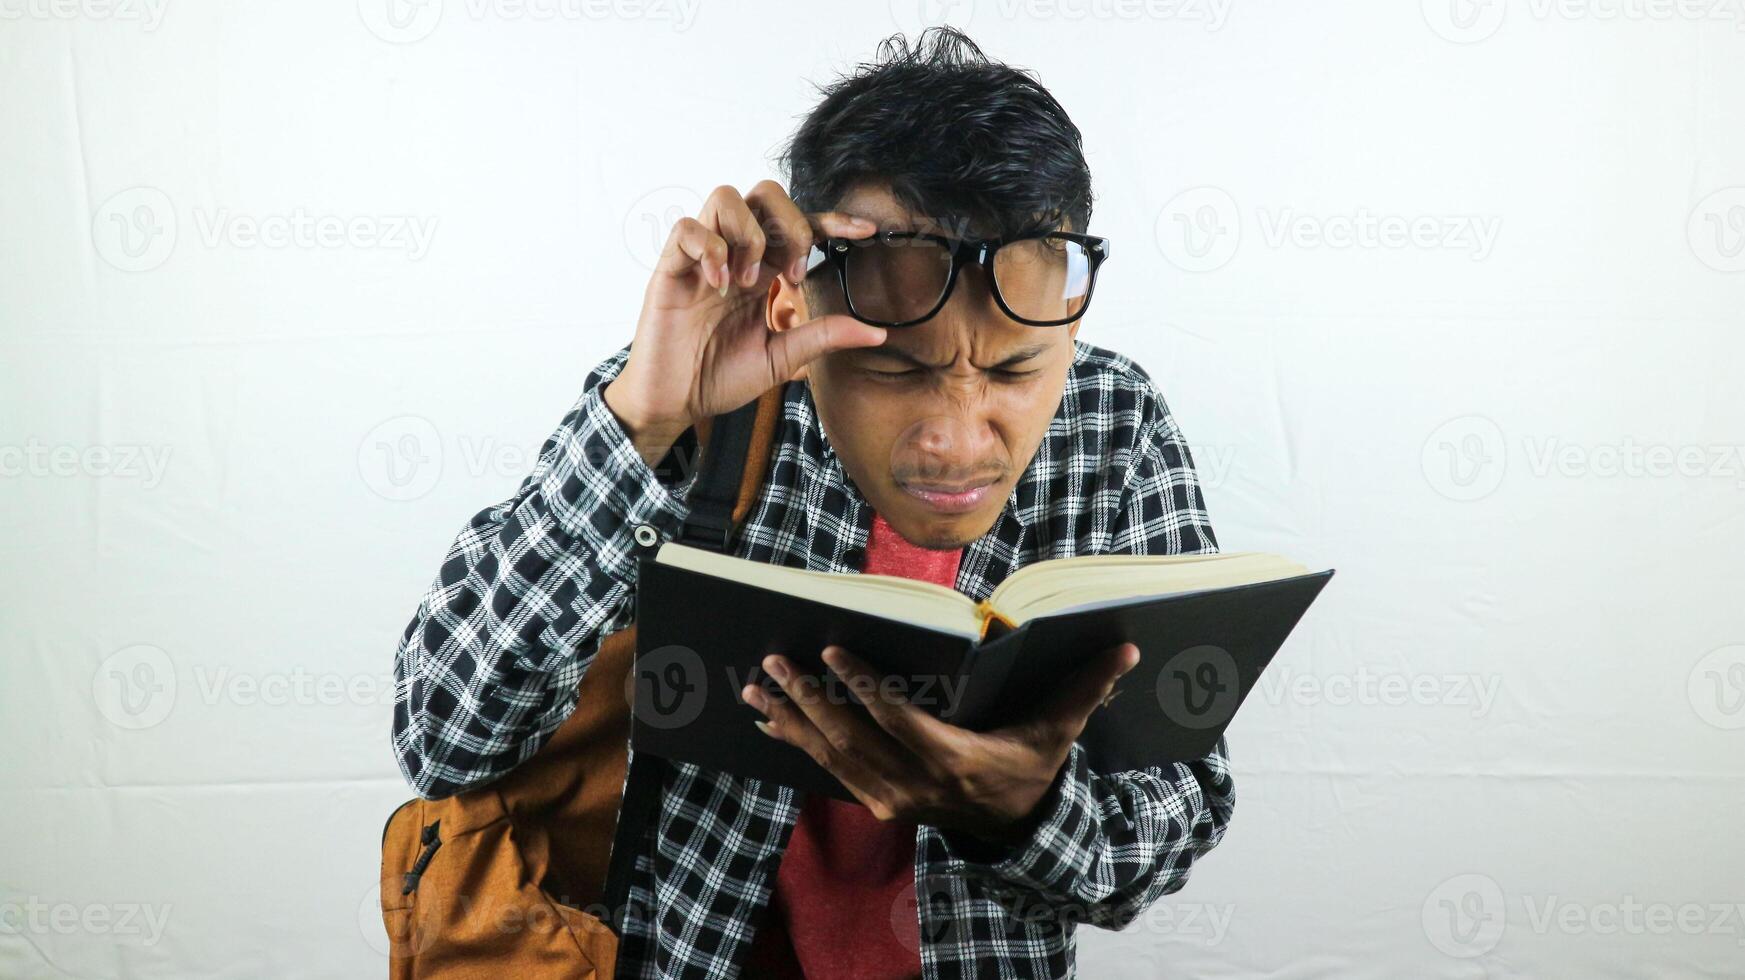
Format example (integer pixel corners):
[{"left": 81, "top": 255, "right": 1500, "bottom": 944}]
[
  {"left": 741, "top": 640, "right": 1141, "bottom": 843},
  {"left": 631, "top": 543, "right": 1335, "bottom": 803}
]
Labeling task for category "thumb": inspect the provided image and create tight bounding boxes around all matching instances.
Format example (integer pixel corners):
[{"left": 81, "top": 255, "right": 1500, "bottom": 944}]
[
  {"left": 1036, "top": 643, "right": 1140, "bottom": 743},
  {"left": 767, "top": 314, "right": 886, "bottom": 381}
]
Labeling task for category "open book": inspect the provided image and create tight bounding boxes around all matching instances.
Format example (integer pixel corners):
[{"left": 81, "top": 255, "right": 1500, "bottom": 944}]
[
  {"left": 654, "top": 543, "right": 1313, "bottom": 641},
  {"left": 631, "top": 543, "right": 1334, "bottom": 801}
]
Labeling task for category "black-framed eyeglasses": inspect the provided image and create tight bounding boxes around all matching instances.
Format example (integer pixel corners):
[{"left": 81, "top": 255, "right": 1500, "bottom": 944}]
[{"left": 802, "top": 230, "right": 1110, "bottom": 328}]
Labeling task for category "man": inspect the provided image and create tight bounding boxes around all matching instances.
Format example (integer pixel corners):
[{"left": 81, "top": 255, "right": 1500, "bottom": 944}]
[{"left": 393, "top": 28, "right": 1232, "bottom": 979}]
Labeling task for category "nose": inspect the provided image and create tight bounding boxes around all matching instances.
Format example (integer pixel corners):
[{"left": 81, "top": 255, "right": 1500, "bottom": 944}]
[{"left": 892, "top": 401, "right": 1004, "bottom": 488}]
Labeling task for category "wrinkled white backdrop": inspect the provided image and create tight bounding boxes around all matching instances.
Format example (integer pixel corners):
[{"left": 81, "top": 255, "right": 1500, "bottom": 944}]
[{"left": 3, "top": 2, "right": 1743, "bottom": 977}]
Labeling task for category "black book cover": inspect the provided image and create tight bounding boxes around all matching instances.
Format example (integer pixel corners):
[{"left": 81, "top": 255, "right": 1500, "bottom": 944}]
[{"left": 630, "top": 552, "right": 1334, "bottom": 802}]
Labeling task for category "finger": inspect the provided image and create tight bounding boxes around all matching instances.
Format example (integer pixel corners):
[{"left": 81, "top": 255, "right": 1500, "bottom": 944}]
[
  {"left": 766, "top": 313, "right": 887, "bottom": 382},
  {"left": 806, "top": 209, "right": 880, "bottom": 241},
  {"left": 760, "top": 653, "right": 912, "bottom": 775},
  {"left": 744, "top": 181, "right": 816, "bottom": 285},
  {"left": 1032, "top": 643, "right": 1140, "bottom": 746},
  {"left": 742, "top": 675, "right": 897, "bottom": 803},
  {"left": 699, "top": 185, "right": 767, "bottom": 291},
  {"left": 820, "top": 645, "right": 957, "bottom": 761},
  {"left": 654, "top": 216, "right": 730, "bottom": 290}
]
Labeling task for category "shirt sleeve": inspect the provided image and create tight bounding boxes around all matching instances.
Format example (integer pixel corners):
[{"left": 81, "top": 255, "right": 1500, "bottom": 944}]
[
  {"left": 935, "top": 374, "right": 1235, "bottom": 929},
  {"left": 390, "top": 343, "right": 696, "bottom": 799}
]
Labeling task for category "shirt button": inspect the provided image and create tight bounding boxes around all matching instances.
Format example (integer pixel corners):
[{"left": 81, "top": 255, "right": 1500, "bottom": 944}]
[{"left": 632, "top": 524, "right": 660, "bottom": 549}]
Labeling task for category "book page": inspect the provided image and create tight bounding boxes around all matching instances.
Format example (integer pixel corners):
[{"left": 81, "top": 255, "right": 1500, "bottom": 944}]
[
  {"left": 990, "top": 551, "right": 1309, "bottom": 625},
  {"left": 653, "top": 542, "right": 984, "bottom": 639}
]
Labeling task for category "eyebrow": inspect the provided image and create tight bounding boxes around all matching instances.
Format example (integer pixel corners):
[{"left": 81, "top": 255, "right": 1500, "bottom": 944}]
[{"left": 869, "top": 341, "right": 1053, "bottom": 371}]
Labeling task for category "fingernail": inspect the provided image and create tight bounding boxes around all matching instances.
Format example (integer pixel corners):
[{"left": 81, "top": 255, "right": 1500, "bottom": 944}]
[
  {"left": 754, "top": 720, "right": 775, "bottom": 737},
  {"left": 790, "top": 257, "right": 807, "bottom": 281},
  {"left": 718, "top": 262, "right": 731, "bottom": 286},
  {"left": 764, "top": 656, "right": 789, "bottom": 683},
  {"left": 740, "top": 262, "right": 759, "bottom": 287},
  {"left": 718, "top": 281, "right": 730, "bottom": 298}
]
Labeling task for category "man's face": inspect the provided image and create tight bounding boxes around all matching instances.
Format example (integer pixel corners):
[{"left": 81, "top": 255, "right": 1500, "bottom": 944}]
[{"left": 767, "top": 183, "right": 1080, "bottom": 550}]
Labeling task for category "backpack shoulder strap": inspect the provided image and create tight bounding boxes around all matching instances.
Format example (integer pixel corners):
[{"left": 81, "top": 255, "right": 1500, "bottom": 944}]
[
  {"left": 600, "top": 384, "right": 785, "bottom": 924},
  {"left": 682, "top": 385, "right": 784, "bottom": 547}
]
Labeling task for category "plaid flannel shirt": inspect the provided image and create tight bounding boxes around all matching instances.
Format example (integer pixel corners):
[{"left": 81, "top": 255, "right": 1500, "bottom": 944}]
[{"left": 392, "top": 339, "right": 1234, "bottom": 979}]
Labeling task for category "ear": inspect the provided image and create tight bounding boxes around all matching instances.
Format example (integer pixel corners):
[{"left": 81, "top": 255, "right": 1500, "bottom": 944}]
[{"left": 766, "top": 273, "right": 814, "bottom": 381}]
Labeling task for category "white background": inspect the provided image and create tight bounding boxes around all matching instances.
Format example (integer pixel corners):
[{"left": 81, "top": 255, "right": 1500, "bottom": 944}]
[{"left": 3, "top": 2, "right": 1743, "bottom": 977}]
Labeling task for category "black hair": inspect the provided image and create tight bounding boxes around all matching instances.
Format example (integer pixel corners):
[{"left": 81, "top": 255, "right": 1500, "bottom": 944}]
[{"left": 778, "top": 28, "right": 1094, "bottom": 244}]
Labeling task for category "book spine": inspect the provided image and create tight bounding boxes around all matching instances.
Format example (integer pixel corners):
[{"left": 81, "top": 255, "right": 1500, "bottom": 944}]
[{"left": 975, "top": 600, "right": 1017, "bottom": 642}]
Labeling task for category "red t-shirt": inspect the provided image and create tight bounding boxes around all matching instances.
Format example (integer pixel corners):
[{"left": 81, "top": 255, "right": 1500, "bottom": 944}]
[{"left": 743, "top": 511, "right": 963, "bottom": 979}]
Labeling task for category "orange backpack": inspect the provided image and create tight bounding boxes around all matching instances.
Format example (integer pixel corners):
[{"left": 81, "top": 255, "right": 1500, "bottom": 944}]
[{"left": 379, "top": 387, "right": 785, "bottom": 979}]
